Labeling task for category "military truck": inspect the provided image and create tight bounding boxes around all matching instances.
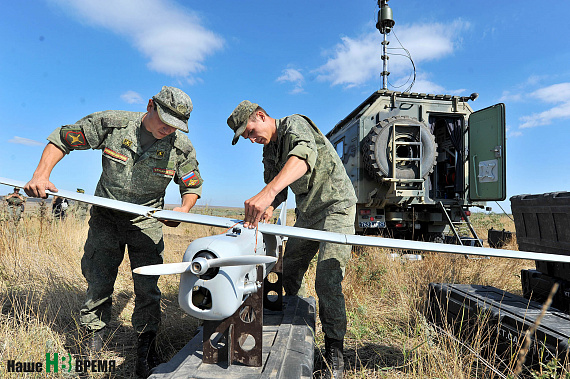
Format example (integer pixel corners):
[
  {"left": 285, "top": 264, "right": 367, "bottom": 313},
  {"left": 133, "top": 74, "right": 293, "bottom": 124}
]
[
  {"left": 326, "top": 91, "right": 506, "bottom": 241},
  {"left": 325, "top": 1, "right": 506, "bottom": 242}
]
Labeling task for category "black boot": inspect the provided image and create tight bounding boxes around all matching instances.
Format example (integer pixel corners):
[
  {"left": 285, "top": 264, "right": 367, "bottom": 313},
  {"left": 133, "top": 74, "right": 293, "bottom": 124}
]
[
  {"left": 323, "top": 336, "right": 344, "bottom": 379},
  {"left": 136, "top": 331, "right": 161, "bottom": 378}
]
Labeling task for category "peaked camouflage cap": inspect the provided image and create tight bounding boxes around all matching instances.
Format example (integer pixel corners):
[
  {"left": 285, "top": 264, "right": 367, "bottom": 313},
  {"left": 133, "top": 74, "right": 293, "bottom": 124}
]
[
  {"left": 152, "top": 86, "right": 193, "bottom": 133},
  {"left": 227, "top": 100, "right": 259, "bottom": 145}
]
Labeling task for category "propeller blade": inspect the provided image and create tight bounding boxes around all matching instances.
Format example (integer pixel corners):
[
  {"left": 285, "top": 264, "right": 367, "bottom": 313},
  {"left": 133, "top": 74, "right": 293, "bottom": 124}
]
[
  {"left": 133, "top": 262, "right": 192, "bottom": 276},
  {"left": 190, "top": 255, "right": 277, "bottom": 275},
  {"left": 134, "top": 255, "right": 277, "bottom": 276}
]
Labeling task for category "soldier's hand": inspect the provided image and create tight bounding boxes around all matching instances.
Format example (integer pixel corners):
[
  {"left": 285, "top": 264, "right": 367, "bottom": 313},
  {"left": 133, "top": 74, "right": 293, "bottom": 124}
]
[
  {"left": 24, "top": 178, "right": 58, "bottom": 199},
  {"left": 260, "top": 206, "right": 274, "bottom": 224},
  {"left": 244, "top": 189, "right": 275, "bottom": 229},
  {"left": 160, "top": 206, "right": 184, "bottom": 227}
]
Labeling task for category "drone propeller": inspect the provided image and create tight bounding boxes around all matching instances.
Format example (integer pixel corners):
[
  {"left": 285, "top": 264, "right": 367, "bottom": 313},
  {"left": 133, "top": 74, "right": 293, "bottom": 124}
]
[
  {"left": 189, "top": 255, "right": 277, "bottom": 275},
  {"left": 133, "top": 255, "right": 277, "bottom": 276}
]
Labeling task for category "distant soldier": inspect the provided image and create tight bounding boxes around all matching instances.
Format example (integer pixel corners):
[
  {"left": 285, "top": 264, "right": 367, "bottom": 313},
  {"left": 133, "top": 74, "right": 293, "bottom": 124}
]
[
  {"left": 71, "top": 188, "right": 89, "bottom": 222},
  {"left": 5, "top": 187, "right": 26, "bottom": 223},
  {"left": 52, "top": 196, "right": 69, "bottom": 220}
]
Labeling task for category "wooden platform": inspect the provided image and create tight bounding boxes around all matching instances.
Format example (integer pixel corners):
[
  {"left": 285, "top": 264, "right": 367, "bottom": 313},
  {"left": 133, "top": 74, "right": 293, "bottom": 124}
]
[{"left": 149, "top": 296, "right": 316, "bottom": 379}]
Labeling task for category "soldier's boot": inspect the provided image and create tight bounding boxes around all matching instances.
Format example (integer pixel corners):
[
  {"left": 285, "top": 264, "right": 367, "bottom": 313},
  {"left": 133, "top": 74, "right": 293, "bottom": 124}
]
[
  {"left": 136, "top": 331, "right": 161, "bottom": 378},
  {"left": 323, "top": 336, "right": 344, "bottom": 379},
  {"left": 84, "top": 328, "right": 106, "bottom": 354}
]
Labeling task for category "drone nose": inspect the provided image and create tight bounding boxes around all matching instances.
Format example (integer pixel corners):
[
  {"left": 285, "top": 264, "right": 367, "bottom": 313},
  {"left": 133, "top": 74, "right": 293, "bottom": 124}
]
[{"left": 190, "top": 257, "right": 209, "bottom": 275}]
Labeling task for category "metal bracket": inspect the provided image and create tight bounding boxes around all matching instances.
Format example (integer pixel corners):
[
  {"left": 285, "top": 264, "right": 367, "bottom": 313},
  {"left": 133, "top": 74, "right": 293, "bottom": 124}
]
[
  {"left": 203, "top": 265, "right": 264, "bottom": 367},
  {"left": 263, "top": 245, "right": 283, "bottom": 311}
]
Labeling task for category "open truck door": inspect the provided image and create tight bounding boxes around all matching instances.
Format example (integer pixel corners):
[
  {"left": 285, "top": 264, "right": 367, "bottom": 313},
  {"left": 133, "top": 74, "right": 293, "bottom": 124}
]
[{"left": 468, "top": 103, "right": 506, "bottom": 201}]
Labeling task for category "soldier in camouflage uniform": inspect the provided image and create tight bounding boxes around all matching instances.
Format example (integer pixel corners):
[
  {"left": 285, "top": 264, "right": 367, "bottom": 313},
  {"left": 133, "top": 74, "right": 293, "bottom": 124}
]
[
  {"left": 228, "top": 100, "right": 356, "bottom": 379},
  {"left": 24, "top": 86, "right": 203, "bottom": 378},
  {"left": 5, "top": 187, "right": 26, "bottom": 223}
]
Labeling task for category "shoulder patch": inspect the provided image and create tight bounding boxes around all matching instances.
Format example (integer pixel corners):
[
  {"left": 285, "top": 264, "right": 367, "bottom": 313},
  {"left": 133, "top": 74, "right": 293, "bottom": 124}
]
[
  {"left": 64, "top": 130, "right": 87, "bottom": 148},
  {"left": 60, "top": 125, "right": 89, "bottom": 150},
  {"left": 181, "top": 170, "right": 202, "bottom": 188}
]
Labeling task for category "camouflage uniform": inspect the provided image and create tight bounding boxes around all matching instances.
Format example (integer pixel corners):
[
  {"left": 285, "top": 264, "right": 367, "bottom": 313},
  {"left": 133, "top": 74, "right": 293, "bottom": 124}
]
[
  {"left": 5, "top": 191, "right": 25, "bottom": 223},
  {"left": 47, "top": 109, "right": 203, "bottom": 333},
  {"left": 263, "top": 114, "right": 357, "bottom": 341}
]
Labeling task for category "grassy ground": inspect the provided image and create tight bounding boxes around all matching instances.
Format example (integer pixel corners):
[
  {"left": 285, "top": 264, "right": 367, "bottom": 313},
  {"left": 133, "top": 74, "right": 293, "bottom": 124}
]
[{"left": 0, "top": 207, "right": 568, "bottom": 378}]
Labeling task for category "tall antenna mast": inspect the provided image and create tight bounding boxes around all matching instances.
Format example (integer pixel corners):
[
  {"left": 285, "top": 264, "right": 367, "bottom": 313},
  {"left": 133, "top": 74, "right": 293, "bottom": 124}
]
[{"left": 376, "top": 0, "right": 395, "bottom": 90}]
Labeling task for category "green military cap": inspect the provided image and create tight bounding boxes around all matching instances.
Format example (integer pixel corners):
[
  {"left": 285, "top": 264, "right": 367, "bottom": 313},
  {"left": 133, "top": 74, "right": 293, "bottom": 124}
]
[
  {"left": 227, "top": 100, "right": 258, "bottom": 145},
  {"left": 13, "top": 187, "right": 19, "bottom": 191},
  {"left": 152, "top": 86, "right": 193, "bottom": 133}
]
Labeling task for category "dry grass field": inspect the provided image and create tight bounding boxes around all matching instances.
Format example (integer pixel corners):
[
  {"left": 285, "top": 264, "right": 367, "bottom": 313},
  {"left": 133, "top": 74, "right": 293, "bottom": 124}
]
[{"left": 0, "top": 204, "right": 568, "bottom": 378}]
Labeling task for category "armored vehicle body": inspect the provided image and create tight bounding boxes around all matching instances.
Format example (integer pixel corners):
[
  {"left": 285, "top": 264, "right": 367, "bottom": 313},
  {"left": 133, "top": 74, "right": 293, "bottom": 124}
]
[{"left": 326, "top": 90, "right": 506, "bottom": 240}]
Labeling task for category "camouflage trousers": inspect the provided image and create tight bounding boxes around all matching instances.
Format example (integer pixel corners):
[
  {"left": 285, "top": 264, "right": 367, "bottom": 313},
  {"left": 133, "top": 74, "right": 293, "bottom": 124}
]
[
  {"left": 283, "top": 205, "right": 355, "bottom": 341},
  {"left": 80, "top": 212, "right": 164, "bottom": 334}
]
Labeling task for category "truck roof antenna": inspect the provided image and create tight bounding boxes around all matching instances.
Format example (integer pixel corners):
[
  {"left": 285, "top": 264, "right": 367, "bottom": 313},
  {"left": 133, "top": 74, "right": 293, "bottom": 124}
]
[{"left": 377, "top": 0, "right": 395, "bottom": 90}]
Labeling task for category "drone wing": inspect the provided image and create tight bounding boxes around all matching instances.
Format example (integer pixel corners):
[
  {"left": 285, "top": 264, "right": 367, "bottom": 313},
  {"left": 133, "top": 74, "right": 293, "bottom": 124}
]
[
  {"left": 0, "top": 177, "right": 154, "bottom": 218},
  {"left": 2, "top": 177, "right": 570, "bottom": 264}
]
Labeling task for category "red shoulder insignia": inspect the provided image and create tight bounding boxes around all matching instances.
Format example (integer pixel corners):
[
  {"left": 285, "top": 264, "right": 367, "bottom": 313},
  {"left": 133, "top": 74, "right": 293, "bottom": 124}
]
[{"left": 64, "top": 131, "right": 87, "bottom": 147}]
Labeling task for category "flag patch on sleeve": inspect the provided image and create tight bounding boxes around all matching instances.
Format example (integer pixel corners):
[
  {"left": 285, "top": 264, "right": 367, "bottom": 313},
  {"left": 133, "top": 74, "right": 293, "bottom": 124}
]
[{"left": 181, "top": 171, "right": 201, "bottom": 187}]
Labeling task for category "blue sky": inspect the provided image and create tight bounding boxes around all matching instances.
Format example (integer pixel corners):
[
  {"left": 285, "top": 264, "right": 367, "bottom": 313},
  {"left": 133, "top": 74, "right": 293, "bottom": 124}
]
[{"left": 1, "top": 0, "right": 569, "bottom": 213}]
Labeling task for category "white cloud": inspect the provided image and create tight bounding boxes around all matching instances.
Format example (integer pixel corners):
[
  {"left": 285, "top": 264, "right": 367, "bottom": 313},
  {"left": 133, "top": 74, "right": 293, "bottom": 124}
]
[
  {"left": 498, "top": 90, "right": 522, "bottom": 103},
  {"left": 315, "top": 19, "right": 470, "bottom": 89},
  {"left": 519, "top": 82, "right": 570, "bottom": 128},
  {"left": 121, "top": 90, "right": 144, "bottom": 104},
  {"left": 530, "top": 83, "right": 570, "bottom": 103},
  {"left": 50, "top": 0, "right": 224, "bottom": 80},
  {"left": 519, "top": 101, "right": 570, "bottom": 128},
  {"left": 508, "top": 131, "right": 523, "bottom": 138},
  {"left": 506, "top": 125, "right": 522, "bottom": 138},
  {"left": 8, "top": 137, "right": 44, "bottom": 146},
  {"left": 394, "top": 73, "right": 465, "bottom": 95},
  {"left": 277, "top": 68, "right": 305, "bottom": 94}
]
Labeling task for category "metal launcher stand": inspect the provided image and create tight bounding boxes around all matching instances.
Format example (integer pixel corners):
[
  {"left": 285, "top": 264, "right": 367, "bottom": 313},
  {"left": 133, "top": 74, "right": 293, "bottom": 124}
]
[{"left": 202, "top": 246, "right": 284, "bottom": 367}]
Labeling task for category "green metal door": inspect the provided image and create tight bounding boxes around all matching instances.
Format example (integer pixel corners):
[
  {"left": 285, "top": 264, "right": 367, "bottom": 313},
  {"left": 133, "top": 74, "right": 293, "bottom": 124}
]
[{"left": 468, "top": 103, "right": 506, "bottom": 201}]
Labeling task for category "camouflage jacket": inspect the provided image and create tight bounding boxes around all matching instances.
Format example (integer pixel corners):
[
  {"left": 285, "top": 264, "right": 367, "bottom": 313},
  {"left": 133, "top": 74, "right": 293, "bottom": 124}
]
[
  {"left": 263, "top": 114, "right": 356, "bottom": 224},
  {"left": 48, "top": 110, "right": 203, "bottom": 228},
  {"left": 6, "top": 193, "right": 24, "bottom": 206}
]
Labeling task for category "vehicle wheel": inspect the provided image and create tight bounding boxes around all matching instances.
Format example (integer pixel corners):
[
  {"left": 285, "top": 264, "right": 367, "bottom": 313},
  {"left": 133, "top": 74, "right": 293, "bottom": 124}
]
[{"left": 362, "top": 116, "right": 437, "bottom": 180}]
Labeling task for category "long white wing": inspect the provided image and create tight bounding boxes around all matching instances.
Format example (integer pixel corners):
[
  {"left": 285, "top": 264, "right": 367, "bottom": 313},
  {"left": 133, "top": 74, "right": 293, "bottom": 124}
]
[
  {"left": 0, "top": 178, "right": 154, "bottom": 218},
  {"left": 2, "top": 177, "right": 569, "bottom": 264}
]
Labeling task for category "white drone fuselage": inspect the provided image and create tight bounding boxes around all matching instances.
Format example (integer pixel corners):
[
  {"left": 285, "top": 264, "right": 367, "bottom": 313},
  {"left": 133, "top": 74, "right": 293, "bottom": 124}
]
[{"left": 178, "top": 226, "right": 282, "bottom": 320}]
